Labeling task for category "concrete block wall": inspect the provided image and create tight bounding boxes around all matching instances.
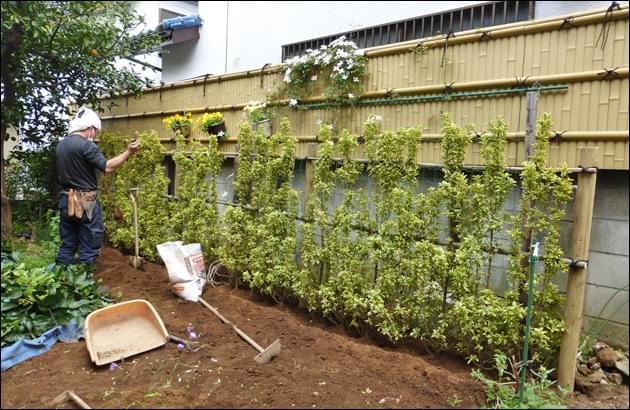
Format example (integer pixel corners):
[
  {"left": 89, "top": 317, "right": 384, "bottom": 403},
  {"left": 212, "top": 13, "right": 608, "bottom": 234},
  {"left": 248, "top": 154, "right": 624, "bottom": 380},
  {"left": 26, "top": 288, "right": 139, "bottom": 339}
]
[{"left": 581, "top": 171, "right": 629, "bottom": 348}]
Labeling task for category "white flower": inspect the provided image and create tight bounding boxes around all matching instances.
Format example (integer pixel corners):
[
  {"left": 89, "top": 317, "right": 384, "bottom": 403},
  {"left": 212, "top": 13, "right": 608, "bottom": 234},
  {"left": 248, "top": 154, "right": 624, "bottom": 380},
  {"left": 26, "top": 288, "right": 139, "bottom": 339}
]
[
  {"left": 217, "top": 131, "right": 225, "bottom": 137},
  {"left": 347, "top": 93, "right": 354, "bottom": 99},
  {"left": 311, "top": 75, "right": 318, "bottom": 81},
  {"left": 374, "top": 115, "right": 382, "bottom": 121},
  {"left": 354, "top": 49, "right": 365, "bottom": 56},
  {"left": 353, "top": 77, "right": 360, "bottom": 82},
  {"left": 289, "top": 99, "right": 298, "bottom": 107}
]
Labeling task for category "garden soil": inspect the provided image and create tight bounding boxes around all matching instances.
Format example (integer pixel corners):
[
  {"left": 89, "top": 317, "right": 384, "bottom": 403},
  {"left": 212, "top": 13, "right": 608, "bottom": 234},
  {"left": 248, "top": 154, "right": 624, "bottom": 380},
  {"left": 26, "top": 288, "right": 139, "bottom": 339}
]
[{"left": 1, "top": 247, "right": 628, "bottom": 409}]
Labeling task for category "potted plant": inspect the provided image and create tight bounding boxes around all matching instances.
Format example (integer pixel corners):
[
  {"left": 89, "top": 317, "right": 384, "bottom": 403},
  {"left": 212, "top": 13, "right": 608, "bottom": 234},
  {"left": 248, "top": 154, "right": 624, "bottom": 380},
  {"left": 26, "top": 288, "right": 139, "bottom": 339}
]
[
  {"left": 198, "top": 112, "right": 227, "bottom": 140},
  {"left": 162, "top": 112, "right": 193, "bottom": 137},
  {"left": 243, "top": 101, "right": 271, "bottom": 135}
]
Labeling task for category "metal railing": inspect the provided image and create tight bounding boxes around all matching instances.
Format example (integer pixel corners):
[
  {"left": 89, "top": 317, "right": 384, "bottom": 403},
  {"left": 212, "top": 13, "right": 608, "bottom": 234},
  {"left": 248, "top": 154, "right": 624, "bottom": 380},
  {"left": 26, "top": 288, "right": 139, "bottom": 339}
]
[{"left": 282, "top": 1, "right": 534, "bottom": 61}]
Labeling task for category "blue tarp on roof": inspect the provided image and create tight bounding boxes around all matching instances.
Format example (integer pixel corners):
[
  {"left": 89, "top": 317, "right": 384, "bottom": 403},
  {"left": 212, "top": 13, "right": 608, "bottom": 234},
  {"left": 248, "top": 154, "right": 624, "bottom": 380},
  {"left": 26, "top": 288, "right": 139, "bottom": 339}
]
[{"left": 162, "top": 15, "right": 202, "bottom": 31}]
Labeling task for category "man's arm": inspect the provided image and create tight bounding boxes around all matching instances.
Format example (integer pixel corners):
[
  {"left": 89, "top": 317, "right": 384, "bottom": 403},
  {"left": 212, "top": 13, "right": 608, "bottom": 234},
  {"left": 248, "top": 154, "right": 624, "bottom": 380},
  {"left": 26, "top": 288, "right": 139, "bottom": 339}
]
[{"left": 104, "top": 141, "right": 140, "bottom": 173}]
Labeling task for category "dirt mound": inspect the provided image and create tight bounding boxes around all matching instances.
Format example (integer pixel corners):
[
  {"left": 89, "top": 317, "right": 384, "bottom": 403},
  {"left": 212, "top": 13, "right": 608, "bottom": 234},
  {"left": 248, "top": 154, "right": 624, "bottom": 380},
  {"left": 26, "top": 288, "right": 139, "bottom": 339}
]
[{"left": 1, "top": 247, "right": 626, "bottom": 409}]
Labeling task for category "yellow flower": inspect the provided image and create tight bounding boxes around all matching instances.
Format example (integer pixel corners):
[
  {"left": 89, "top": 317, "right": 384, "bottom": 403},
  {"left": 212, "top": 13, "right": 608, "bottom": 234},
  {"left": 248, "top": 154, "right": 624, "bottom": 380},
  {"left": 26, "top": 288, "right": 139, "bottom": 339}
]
[
  {"left": 197, "top": 112, "right": 224, "bottom": 133},
  {"left": 163, "top": 112, "right": 193, "bottom": 131}
]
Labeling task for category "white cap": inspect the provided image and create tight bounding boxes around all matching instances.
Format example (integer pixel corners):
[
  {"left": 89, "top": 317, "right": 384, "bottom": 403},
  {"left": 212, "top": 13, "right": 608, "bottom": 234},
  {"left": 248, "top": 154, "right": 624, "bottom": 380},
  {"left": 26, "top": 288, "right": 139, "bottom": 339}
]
[{"left": 68, "top": 106, "right": 101, "bottom": 134}]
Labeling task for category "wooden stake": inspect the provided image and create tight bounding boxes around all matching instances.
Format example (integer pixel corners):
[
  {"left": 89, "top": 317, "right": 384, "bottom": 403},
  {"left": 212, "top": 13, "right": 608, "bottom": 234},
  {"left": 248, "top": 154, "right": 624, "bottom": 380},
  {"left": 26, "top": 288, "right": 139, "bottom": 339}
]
[
  {"left": 302, "top": 143, "right": 318, "bottom": 218},
  {"left": 558, "top": 146, "right": 598, "bottom": 391},
  {"left": 518, "top": 92, "right": 537, "bottom": 305},
  {"left": 524, "top": 91, "right": 537, "bottom": 159}
]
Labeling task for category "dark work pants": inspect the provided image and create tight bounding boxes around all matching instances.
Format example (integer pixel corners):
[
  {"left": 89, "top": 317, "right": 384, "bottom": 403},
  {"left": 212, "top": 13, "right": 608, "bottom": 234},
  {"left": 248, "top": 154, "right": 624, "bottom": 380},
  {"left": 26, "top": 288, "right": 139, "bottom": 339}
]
[{"left": 56, "top": 193, "right": 104, "bottom": 264}]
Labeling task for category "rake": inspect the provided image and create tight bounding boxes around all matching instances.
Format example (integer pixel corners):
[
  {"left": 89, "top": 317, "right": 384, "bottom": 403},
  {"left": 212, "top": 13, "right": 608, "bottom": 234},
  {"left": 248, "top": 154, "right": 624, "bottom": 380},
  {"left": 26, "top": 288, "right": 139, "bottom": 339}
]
[{"left": 198, "top": 297, "right": 281, "bottom": 363}]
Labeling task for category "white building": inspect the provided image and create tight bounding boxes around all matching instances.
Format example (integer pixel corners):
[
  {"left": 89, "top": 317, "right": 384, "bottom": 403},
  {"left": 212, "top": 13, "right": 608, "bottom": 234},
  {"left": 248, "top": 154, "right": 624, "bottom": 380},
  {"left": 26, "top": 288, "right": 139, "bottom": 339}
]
[{"left": 126, "top": 1, "right": 626, "bottom": 84}]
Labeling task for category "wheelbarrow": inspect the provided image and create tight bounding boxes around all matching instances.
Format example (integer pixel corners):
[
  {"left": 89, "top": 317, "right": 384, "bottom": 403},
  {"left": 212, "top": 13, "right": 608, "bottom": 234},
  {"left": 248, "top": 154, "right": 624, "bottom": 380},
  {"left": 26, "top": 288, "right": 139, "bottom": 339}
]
[{"left": 84, "top": 299, "right": 198, "bottom": 366}]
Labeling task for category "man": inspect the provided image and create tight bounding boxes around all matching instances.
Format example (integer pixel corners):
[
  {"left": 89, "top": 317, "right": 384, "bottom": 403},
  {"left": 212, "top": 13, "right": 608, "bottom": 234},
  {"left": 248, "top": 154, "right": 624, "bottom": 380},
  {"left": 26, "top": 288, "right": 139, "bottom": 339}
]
[{"left": 55, "top": 106, "right": 140, "bottom": 265}]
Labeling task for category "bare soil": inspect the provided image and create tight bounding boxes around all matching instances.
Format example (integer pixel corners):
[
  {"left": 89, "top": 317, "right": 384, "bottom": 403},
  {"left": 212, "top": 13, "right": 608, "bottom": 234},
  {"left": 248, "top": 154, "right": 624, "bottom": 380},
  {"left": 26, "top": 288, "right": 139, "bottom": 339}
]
[{"left": 1, "top": 247, "right": 628, "bottom": 409}]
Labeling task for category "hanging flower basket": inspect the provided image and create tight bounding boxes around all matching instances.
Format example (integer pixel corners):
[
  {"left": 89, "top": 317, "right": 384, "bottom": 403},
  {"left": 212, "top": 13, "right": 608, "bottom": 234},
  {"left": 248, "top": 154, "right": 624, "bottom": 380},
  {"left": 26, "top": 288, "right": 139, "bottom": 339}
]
[
  {"left": 163, "top": 112, "right": 193, "bottom": 139},
  {"left": 178, "top": 125, "right": 191, "bottom": 138},
  {"left": 252, "top": 119, "right": 272, "bottom": 136},
  {"left": 206, "top": 121, "right": 227, "bottom": 138},
  {"left": 198, "top": 112, "right": 227, "bottom": 140}
]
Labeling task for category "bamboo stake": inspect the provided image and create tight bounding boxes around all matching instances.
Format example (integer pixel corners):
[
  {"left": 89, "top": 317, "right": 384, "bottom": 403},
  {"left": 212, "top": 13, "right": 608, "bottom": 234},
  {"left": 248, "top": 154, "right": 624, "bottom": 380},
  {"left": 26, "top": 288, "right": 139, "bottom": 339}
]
[
  {"left": 302, "top": 143, "right": 318, "bottom": 219},
  {"left": 558, "top": 147, "right": 599, "bottom": 391}
]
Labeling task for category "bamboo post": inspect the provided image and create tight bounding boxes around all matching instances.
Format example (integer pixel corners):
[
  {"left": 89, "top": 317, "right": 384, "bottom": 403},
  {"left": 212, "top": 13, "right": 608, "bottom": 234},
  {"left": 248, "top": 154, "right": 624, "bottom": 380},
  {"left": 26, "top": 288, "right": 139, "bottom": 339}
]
[
  {"left": 558, "top": 146, "right": 599, "bottom": 391},
  {"left": 231, "top": 144, "right": 240, "bottom": 204},
  {"left": 302, "top": 143, "right": 318, "bottom": 218},
  {"left": 524, "top": 92, "right": 537, "bottom": 159},
  {"left": 518, "top": 92, "right": 537, "bottom": 305}
]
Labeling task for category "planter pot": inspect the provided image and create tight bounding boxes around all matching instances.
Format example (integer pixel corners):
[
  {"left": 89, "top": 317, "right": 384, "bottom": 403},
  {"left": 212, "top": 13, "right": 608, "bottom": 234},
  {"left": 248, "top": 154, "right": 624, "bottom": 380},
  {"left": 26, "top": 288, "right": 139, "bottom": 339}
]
[
  {"left": 174, "top": 125, "right": 191, "bottom": 138},
  {"left": 206, "top": 122, "right": 227, "bottom": 139},
  {"left": 252, "top": 119, "right": 272, "bottom": 136}
]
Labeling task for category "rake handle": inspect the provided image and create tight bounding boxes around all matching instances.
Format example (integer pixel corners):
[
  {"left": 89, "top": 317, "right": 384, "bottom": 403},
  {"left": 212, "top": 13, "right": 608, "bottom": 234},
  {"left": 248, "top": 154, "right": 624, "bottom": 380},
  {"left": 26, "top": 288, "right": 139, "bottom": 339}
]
[
  {"left": 198, "top": 297, "right": 264, "bottom": 353},
  {"left": 67, "top": 391, "right": 91, "bottom": 409}
]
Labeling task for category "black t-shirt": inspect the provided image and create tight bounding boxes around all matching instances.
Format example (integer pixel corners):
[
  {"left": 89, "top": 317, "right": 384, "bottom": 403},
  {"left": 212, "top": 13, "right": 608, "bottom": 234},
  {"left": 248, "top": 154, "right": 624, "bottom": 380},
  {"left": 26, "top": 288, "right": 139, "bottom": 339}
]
[{"left": 56, "top": 134, "right": 107, "bottom": 191}]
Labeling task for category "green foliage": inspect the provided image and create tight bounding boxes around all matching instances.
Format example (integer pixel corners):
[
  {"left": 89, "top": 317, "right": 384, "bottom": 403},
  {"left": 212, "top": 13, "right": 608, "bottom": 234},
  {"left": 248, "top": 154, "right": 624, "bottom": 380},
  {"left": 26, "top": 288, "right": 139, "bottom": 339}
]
[
  {"left": 2, "top": 0, "right": 162, "bottom": 233},
  {"left": 472, "top": 353, "right": 567, "bottom": 409},
  {"left": 446, "top": 290, "right": 525, "bottom": 364},
  {"left": 507, "top": 113, "right": 572, "bottom": 366},
  {"left": 1, "top": 1, "right": 161, "bottom": 144},
  {"left": 171, "top": 131, "right": 224, "bottom": 262},
  {"left": 1, "top": 243, "right": 112, "bottom": 347},
  {"left": 100, "top": 131, "right": 172, "bottom": 261},
  {"left": 5, "top": 144, "right": 58, "bottom": 204},
  {"left": 220, "top": 119, "right": 299, "bottom": 302},
  {"left": 99, "top": 112, "right": 572, "bottom": 370},
  {"left": 294, "top": 123, "right": 336, "bottom": 309}
]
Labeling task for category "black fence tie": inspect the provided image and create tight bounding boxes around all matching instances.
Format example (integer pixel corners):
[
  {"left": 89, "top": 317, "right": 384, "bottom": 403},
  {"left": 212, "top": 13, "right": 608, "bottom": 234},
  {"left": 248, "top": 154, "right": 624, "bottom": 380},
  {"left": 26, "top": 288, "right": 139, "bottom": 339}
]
[
  {"left": 560, "top": 16, "right": 576, "bottom": 30},
  {"left": 384, "top": 89, "right": 394, "bottom": 99},
  {"left": 159, "top": 82, "right": 164, "bottom": 102},
  {"left": 480, "top": 31, "right": 492, "bottom": 41},
  {"left": 260, "top": 63, "right": 271, "bottom": 89},
  {"left": 202, "top": 74, "right": 209, "bottom": 97},
  {"left": 440, "top": 30, "right": 455, "bottom": 67},
  {"left": 578, "top": 164, "right": 598, "bottom": 173},
  {"left": 514, "top": 76, "right": 530, "bottom": 89},
  {"left": 550, "top": 130, "right": 567, "bottom": 143},
  {"left": 443, "top": 82, "right": 454, "bottom": 100},
  {"left": 599, "top": 66, "right": 621, "bottom": 80},
  {"left": 569, "top": 259, "right": 589, "bottom": 269},
  {"left": 596, "top": 1, "right": 620, "bottom": 50},
  {"left": 472, "top": 132, "right": 483, "bottom": 143}
]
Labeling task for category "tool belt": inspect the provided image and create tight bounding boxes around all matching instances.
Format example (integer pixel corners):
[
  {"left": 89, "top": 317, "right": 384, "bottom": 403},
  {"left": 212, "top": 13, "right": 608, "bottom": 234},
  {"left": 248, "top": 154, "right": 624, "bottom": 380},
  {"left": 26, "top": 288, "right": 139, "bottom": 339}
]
[{"left": 66, "top": 189, "right": 98, "bottom": 221}]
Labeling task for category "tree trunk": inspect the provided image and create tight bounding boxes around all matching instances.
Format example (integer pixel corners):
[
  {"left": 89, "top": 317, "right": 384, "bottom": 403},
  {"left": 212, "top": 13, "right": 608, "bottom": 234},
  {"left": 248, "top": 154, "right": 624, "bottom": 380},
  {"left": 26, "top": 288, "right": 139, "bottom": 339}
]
[
  {"left": 1, "top": 22, "right": 23, "bottom": 236},
  {"left": 1, "top": 126, "right": 13, "bottom": 238}
]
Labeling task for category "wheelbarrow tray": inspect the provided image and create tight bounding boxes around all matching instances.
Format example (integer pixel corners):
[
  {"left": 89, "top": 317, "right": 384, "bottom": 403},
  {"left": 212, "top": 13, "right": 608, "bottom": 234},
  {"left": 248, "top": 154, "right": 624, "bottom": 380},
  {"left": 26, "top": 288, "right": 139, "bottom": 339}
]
[{"left": 85, "top": 299, "right": 169, "bottom": 366}]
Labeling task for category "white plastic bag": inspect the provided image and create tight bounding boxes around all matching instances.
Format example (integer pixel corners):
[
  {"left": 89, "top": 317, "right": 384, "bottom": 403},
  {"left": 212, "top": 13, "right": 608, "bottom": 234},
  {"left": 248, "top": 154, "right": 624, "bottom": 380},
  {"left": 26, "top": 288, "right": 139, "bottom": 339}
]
[
  {"left": 170, "top": 279, "right": 204, "bottom": 303},
  {"left": 156, "top": 241, "right": 193, "bottom": 283},
  {"left": 157, "top": 241, "right": 206, "bottom": 302},
  {"left": 180, "top": 243, "right": 207, "bottom": 285}
]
